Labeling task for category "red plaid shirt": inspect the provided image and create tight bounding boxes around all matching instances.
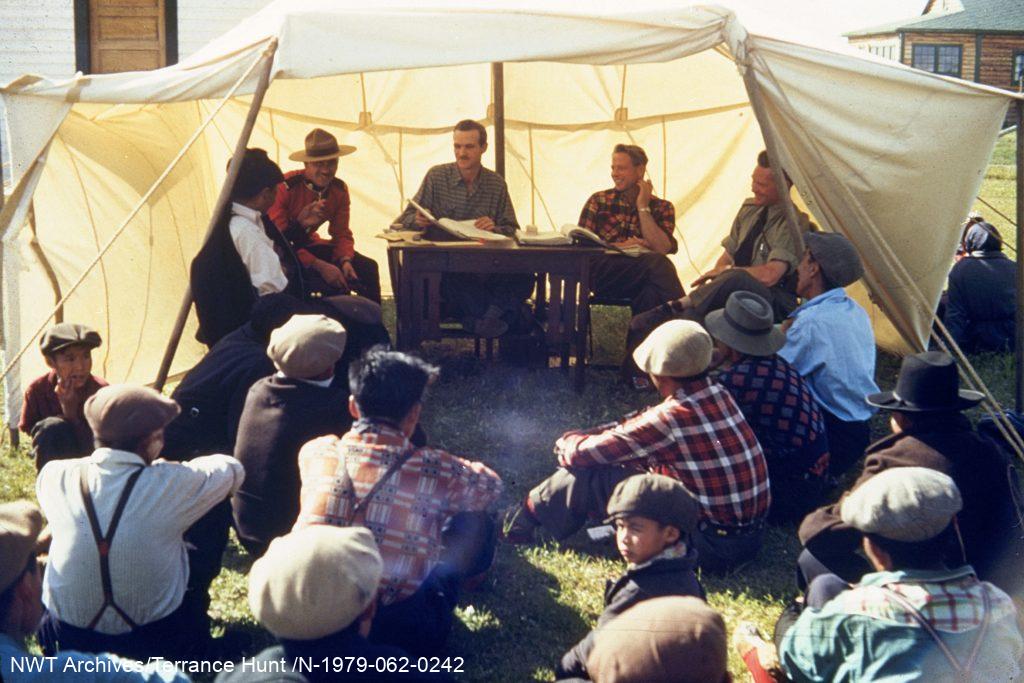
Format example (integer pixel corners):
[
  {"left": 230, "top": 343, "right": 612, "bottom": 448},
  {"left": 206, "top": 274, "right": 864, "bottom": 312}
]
[
  {"left": 555, "top": 377, "right": 770, "bottom": 527},
  {"left": 294, "top": 420, "right": 503, "bottom": 604},
  {"left": 577, "top": 188, "right": 677, "bottom": 251}
]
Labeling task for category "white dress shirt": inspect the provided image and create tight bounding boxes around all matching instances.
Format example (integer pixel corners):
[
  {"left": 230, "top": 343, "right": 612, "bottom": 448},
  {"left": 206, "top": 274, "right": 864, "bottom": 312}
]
[
  {"left": 37, "top": 448, "right": 245, "bottom": 634},
  {"left": 228, "top": 202, "right": 289, "bottom": 295}
]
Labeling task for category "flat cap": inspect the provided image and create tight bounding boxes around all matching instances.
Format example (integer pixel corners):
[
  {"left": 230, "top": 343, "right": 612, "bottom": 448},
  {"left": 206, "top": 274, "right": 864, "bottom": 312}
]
[
  {"left": 587, "top": 596, "right": 727, "bottom": 683},
  {"left": 85, "top": 384, "right": 180, "bottom": 444},
  {"left": 267, "top": 314, "right": 347, "bottom": 379},
  {"left": 806, "top": 232, "right": 864, "bottom": 289},
  {"left": 0, "top": 501, "right": 43, "bottom": 593},
  {"left": 249, "top": 526, "right": 382, "bottom": 640},
  {"left": 605, "top": 474, "right": 700, "bottom": 535},
  {"left": 840, "top": 467, "right": 962, "bottom": 542},
  {"left": 40, "top": 323, "right": 102, "bottom": 357},
  {"left": 633, "top": 320, "right": 712, "bottom": 379}
]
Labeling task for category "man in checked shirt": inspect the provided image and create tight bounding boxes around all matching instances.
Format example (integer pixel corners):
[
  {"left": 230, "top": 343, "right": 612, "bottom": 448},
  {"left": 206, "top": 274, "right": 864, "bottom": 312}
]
[
  {"left": 504, "top": 320, "right": 771, "bottom": 572},
  {"left": 292, "top": 347, "right": 503, "bottom": 655}
]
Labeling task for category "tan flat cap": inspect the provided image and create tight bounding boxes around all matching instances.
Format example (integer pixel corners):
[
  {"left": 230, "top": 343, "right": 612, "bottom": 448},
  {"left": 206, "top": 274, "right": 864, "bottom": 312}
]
[
  {"left": 267, "top": 314, "right": 347, "bottom": 379},
  {"left": 587, "top": 596, "right": 727, "bottom": 683},
  {"left": 632, "top": 320, "right": 712, "bottom": 379},
  {"left": 0, "top": 501, "right": 43, "bottom": 593},
  {"left": 84, "top": 384, "right": 180, "bottom": 444},
  {"left": 249, "top": 526, "right": 383, "bottom": 640},
  {"left": 840, "top": 467, "right": 962, "bottom": 542}
]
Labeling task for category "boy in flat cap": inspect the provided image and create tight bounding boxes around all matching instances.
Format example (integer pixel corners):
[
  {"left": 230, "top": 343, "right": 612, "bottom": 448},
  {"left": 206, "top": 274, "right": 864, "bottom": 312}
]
[
  {"left": 217, "top": 526, "right": 452, "bottom": 682},
  {"left": 0, "top": 501, "right": 191, "bottom": 682},
  {"left": 777, "top": 468, "right": 1023, "bottom": 682},
  {"left": 36, "top": 385, "right": 245, "bottom": 662},
  {"left": 294, "top": 347, "right": 503, "bottom": 655},
  {"left": 19, "top": 322, "right": 108, "bottom": 471},
  {"left": 506, "top": 320, "right": 770, "bottom": 572},
  {"left": 556, "top": 474, "right": 705, "bottom": 681},
  {"left": 797, "top": 351, "right": 1020, "bottom": 597},
  {"left": 268, "top": 128, "right": 382, "bottom": 303},
  {"left": 232, "top": 314, "right": 350, "bottom": 558},
  {"left": 778, "top": 231, "right": 878, "bottom": 477},
  {"left": 705, "top": 291, "right": 830, "bottom": 522}
]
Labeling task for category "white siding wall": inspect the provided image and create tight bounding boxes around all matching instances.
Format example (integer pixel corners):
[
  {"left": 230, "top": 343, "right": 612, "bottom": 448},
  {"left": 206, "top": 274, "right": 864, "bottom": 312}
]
[{"left": 176, "top": 0, "right": 272, "bottom": 60}]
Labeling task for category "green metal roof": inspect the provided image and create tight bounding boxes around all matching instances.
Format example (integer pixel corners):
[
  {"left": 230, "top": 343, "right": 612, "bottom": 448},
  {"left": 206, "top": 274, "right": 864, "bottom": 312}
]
[{"left": 844, "top": 0, "right": 1024, "bottom": 37}]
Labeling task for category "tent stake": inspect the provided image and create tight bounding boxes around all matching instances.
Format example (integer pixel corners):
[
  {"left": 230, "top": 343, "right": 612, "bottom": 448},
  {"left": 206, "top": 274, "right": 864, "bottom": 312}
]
[
  {"left": 1016, "top": 100, "right": 1023, "bottom": 412},
  {"left": 153, "top": 39, "right": 278, "bottom": 391},
  {"left": 492, "top": 62, "right": 505, "bottom": 178}
]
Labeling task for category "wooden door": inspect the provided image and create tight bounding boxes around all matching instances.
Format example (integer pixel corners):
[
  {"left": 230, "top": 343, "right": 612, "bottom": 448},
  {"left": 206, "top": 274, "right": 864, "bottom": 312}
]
[{"left": 89, "top": 0, "right": 166, "bottom": 73}]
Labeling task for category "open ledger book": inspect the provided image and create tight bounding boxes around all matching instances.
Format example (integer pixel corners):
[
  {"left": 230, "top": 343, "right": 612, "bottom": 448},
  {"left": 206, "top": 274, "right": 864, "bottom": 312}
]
[
  {"left": 517, "top": 224, "right": 646, "bottom": 257},
  {"left": 407, "top": 199, "right": 512, "bottom": 243}
]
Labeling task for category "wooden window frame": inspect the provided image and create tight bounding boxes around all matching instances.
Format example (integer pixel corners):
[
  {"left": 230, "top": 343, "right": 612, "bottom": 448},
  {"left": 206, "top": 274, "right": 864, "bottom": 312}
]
[
  {"left": 74, "top": 0, "right": 177, "bottom": 74},
  {"left": 1013, "top": 50, "right": 1024, "bottom": 87},
  {"left": 911, "top": 43, "right": 963, "bottom": 78}
]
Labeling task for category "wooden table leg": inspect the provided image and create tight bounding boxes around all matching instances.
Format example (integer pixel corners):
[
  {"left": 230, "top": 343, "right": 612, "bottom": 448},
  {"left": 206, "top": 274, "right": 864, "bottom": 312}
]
[{"left": 575, "top": 257, "right": 592, "bottom": 392}]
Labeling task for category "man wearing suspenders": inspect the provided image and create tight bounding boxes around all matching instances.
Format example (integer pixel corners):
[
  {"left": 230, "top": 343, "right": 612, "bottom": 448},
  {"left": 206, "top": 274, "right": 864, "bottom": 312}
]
[{"left": 36, "top": 385, "right": 245, "bottom": 662}]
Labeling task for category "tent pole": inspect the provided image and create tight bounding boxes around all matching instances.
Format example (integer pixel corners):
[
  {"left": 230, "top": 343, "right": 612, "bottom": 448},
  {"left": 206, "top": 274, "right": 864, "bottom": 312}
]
[
  {"left": 740, "top": 62, "right": 805, "bottom": 257},
  {"left": 492, "top": 62, "right": 505, "bottom": 178},
  {"left": 0, "top": 127, "right": 11, "bottom": 446},
  {"left": 153, "top": 40, "right": 278, "bottom": 391},
  {"left": 1016, "top": 100, "right": 1023, "bottom": 412}
]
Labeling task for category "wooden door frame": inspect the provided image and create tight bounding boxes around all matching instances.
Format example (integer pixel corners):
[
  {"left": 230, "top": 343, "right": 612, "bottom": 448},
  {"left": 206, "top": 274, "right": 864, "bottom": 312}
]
[{"left": 74, "top": 0, "right": 178, "bottom": 74}]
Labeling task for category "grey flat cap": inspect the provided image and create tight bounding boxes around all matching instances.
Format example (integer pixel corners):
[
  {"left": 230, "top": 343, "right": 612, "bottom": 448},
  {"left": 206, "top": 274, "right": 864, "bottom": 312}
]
[
  {"left": 605, "top": 473, "right": 700, "bottom": 535},
  {"left": 840, "top": 467, "right": 962, "bottom": 542},
  {"left": 40, "top": 323, "right": 102, "bottom": 356},
  {"left": 84, "top": 384, "right": 181, "bottom": 444},
  {"left": 806, "top": 232, "right": 864, "bottom": 289},
  {"left": 633, "top": 320, "right": 712, "bottom": 379},
  {"left": 267, "top": 314, "right": 347, "bottom": 379}
]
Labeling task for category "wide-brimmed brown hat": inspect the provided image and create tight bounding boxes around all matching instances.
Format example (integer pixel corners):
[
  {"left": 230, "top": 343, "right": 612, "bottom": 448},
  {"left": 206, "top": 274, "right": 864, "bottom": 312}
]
[
  {"left": 288, "top": 128, "right": 356, "bottom": 163},
  {"left": 705, "top": 291, "right": 785, "bottom": 358}
]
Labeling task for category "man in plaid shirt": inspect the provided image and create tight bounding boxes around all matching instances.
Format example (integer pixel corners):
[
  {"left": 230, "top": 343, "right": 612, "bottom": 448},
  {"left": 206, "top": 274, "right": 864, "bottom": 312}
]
[
  {"left": 775, "top": 468, "right": 1022, "bottom": 682},
  {"left": 578, "top": 144, "right": 685, "bottom": 386},
  {"left": 505, "top": 320, "right": 770, "bottom": 572},
  {"left": 293, "top": 348, "right": 502, "bottom": 655}
]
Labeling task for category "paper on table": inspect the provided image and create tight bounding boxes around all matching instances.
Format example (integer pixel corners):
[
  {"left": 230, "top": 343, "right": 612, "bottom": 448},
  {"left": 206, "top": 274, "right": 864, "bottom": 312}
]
[{"left": 407, "top": 198, "right": 512, "bottom": 243}]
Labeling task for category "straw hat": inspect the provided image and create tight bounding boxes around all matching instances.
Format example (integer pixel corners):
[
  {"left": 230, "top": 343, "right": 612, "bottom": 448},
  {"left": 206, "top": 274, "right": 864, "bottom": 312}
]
[{"left": 288, "top": 128, "right": 356, "bottom": 162}]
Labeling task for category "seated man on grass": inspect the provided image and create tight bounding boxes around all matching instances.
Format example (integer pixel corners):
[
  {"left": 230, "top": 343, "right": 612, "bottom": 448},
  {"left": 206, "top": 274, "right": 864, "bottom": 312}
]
[
  {"left": 396, "top": 119, "right": 532, "bottom": 338},
  {"left": 293, "top": 347, "right": 503, "bottom": 655},
  {"left": 19, "top": 323, "right": 108, "bottom": 472},
  {"left": 556, "top": 474, "right": 704, "bottom": 681},
  {"left": 776, "top": 467, "right": 1022, "bottom": 682},
  {"left": 504, "top": 320, "right": 770, "bottom": 572},
  {"left": 218, "top": 525, "right": 452, "bottom": 682},
  {"left": 578, "top": 143, "right": 684, "bottom": 387},
  {"left": 705, "top": 291, "right": 830, "bottom": 522},
  {"left": 0, "top": 501, "right": 190, "bottom": 683},
  {"left": 37, "top": 385, "right": 245, "bottom": 662}
]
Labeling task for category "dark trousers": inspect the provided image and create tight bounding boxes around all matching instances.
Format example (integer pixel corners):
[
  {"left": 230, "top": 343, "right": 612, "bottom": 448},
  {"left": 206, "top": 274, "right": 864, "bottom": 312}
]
[
  {"left": 821, "top": 409, "right": 871, "bottom": 478},
  {"left": 30, "top": 417, "right": 89, "bottom": 473},
  {"left": 302, "top": 245, "right": 382, "bottom": 304},
  {"left": 591, "top": 253, "right": 685, "bottom": 375},
  {"left": 39, "top": 592, "right": 202, "bottom": 662},
  {"left": 528, "top": 466, "right": 763, "bottom": 572},
  {"left": 441, "top": 272, "right": 535, "bottom": 324},
  {"left": 685, "top": 269, "right": 797, "bottom": 324},
  {"left": 768, "top": 473, "right": 829, "bottom": 524},
  {"left": 796, "top": 546, "right": 870, "bottom": 593},
  {"left": 370, "top": 511, "right": 496, "bottom": 656}
]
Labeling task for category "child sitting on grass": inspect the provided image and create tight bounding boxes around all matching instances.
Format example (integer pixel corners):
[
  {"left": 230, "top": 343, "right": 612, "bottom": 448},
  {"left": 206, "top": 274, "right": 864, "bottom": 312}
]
[{"left": 555, "top": 473, "right": 705, "bottom": 681}]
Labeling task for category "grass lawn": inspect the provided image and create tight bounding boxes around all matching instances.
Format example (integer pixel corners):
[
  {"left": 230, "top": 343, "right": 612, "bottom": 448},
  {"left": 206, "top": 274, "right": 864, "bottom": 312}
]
[{"left": 0, "top": 137, "right": 1017, "bottom": 681}]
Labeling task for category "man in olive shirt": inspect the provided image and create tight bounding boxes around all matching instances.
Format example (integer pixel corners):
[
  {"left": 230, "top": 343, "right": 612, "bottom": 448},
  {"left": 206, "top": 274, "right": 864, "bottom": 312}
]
[{"left": 396, "top": 119, "right": 531, "bottom": 338}]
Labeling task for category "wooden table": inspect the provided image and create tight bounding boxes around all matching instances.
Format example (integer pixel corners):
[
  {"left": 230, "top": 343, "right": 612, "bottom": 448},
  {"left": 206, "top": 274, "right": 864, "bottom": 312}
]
[{"left": 386, "top": 239, "right": 603, "bottom": 390}]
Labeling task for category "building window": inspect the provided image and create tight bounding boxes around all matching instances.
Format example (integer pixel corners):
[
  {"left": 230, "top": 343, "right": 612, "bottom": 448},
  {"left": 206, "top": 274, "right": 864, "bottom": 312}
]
[
  {"left": 911, "top": 44, "right": 962, "bottom": 77},
  {"left": 1014, "top": 51, "right": 1024, "bottom": 87}
]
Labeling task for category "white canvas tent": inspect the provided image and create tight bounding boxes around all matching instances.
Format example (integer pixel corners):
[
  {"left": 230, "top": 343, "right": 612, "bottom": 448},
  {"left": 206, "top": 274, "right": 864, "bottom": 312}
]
[{"left": 1, "top": 0, "right": 1020, "bottom": 429}]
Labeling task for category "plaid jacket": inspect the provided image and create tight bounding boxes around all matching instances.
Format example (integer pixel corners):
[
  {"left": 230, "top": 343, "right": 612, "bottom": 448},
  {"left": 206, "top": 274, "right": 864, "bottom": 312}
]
[
  {"left": 715, "top": 355, "right": 830, "bottom": 481},
  {"left": 555, "top": 377, "right": 769, "bottom": 527},
  {"left": 781, "top": 567, "right": 1022, "bottom": 682},
  {"left": 293, "top": 420, "right": 503, "bottom": 604},
  {"left": 577, "top": 189, "right": 677, "bottom": 252}
]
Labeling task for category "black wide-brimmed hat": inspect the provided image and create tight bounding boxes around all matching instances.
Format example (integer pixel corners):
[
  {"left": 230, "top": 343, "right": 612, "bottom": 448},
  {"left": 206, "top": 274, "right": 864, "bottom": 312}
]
[{"left": 866, "top": 351, "right": 983, "bottom": 413}]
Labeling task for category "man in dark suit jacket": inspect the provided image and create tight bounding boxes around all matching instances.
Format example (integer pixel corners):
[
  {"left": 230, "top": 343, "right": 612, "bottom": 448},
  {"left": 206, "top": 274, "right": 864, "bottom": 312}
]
[{"left": 232, "top": 314, "right": 351, "bottom": 558}]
